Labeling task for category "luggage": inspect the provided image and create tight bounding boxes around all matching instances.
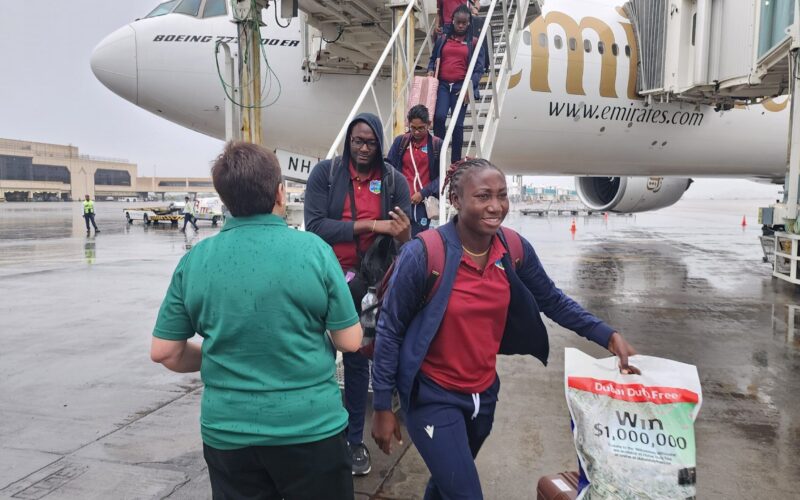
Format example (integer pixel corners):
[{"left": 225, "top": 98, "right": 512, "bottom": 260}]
[
  {"left": 407, "top": 75, "right": 438, "bottom": 124},
  {"left": 537, "top": 471, "right": 579, "bottom": 500}
]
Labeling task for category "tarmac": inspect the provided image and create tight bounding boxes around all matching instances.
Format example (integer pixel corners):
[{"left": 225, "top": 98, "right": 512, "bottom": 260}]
[{"left": 1, "top": 199, "right": 798, "bottom": 499}]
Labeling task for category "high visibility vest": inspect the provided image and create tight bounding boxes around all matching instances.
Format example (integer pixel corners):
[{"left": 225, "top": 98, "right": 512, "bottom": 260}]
[{"left": 83, "top": 200, "right": 95, "bottom": 214}]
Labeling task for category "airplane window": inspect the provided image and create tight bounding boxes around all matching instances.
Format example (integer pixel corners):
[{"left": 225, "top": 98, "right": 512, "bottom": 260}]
[
  {"left": 584, "top": 39, "right": 591, "bottom": 53},
  {"left": 523, "top": 31, "right": 531, "bottom": 45},
  {"left": 174, "top": 0, "right": 202, "bottom": 16},
  {"left": 203, "top": 0, "right": 228, "bottom": 17},
  {"left": 554, "top": 35, "right": 563, "bottom": 49},
  {"left": 598, "top": 41, "right": 605, "bottom": 54},
  {"left": 145, "top": 0, "right": 179, "bottom": 18},
  {"left": 538, "top": 33, "right": 547, "bottom": 48},
  {"left": 611, "top": 43, "right": 619, "bottom": 56},
  {"left": 568, "top": 37, "right": 577, "bottom": 51},
  {"left": 625, "top": 45, "right": 631, "bottom": 57}
]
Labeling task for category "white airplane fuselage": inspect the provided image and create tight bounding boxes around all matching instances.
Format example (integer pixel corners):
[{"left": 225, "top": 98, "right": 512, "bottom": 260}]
[{"left": 91, "top": 0, "right": 789, "bottom": 180}]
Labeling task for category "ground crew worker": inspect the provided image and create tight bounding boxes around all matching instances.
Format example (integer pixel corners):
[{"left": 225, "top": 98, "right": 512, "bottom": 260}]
[
  {"left": 181, "top": 196, "right": 199, "bottom": 232},
  {"left": 151, "top": 142, "right": 362, "bottom": 499},
  {"left": 82, "top": 194, "right": 100, "bottom": 235},
  {"left": 305, "top": 112, "right": 412, "bottom": 476},
  {"left": 370, "top": 158, "right": 639, "bottom": 499}
]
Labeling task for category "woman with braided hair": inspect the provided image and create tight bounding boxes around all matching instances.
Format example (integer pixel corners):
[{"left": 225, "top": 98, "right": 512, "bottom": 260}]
[
  {"left": 428, "top": 4, "right": 485, "bottom": 164},
  {"left": 370, "top": 158, "right": 639, "bottom": 499}
]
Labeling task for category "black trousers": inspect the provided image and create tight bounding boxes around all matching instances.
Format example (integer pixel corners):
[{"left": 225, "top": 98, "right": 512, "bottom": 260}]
[
  {"left": 203, "top": 432, "right": 354, "bottom": 500},
  {"left": 84, "top": 213, "right": 98, "bottom": 231},
  {"left": 183, "top": 213, "right": 198, "bottom": 230}
]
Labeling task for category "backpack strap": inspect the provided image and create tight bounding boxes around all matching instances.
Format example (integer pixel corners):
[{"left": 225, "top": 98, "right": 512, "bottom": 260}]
[
  {"left": 430, "top": 135, "right": 442, "bottom": 179},
  {"left": 373, "top": 228, "right": 445, "bottom": 322},
  {"left": 399, "top": 132, "right": 412, "bottom": 154},
  {"left": 417, "top": 229, "right": 446, "bottom": 303},
  {"left": 327, "top": 156, "right": 343, "bottom": 191},
  {"left": 383, "top": 161, "right": 396, "bottom": 211},
  {"left": 498, "top": 227, "right": 524, "bottom": 269}
]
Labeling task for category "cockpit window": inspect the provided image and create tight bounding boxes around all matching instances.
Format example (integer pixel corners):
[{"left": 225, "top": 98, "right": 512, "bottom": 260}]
[
  {"left": 173, "top": 0, "right": 202, "bottom": 17},
  {"left": 203, "top": 0, "right": 228, "bottom": 17},
  {"left": 145, "top": 0, "right": 180, "bottom": 18}
]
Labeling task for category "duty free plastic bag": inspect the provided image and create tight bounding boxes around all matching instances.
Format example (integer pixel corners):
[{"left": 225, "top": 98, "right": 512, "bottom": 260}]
[{"left": 564, "top": 348, "right": 702, "bottom": 499}]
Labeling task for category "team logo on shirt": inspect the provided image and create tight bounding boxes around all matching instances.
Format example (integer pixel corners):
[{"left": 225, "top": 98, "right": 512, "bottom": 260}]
[
  {"left": 421, "top": 146, "right": 428, "bottom": 153},
  {"left": 494, "top": 259, "right": 505, "bottom": 270},
  {"left": 369, "top": 180, "right": 382, "bottom": 194}
]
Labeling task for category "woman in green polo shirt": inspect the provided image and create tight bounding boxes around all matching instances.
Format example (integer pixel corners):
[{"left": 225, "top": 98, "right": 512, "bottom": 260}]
[{"left": 151, "top": 142, "right": 363, "bottom": 500}]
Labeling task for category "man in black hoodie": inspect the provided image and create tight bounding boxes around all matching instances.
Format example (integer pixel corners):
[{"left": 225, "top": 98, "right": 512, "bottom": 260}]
[{"left": 305, "top": 113, "right": 411, "bottom": 476}]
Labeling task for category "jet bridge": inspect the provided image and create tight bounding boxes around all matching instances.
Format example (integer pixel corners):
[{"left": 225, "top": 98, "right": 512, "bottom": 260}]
[
  {"left": 623, "top": 0, "right": 800, "bottom": 284},
  {"left": 315, "top": 0, "right": 544, "bottom": 222},
  {"left": 623, "top": 0, "right": 794, "bottom": 108}
]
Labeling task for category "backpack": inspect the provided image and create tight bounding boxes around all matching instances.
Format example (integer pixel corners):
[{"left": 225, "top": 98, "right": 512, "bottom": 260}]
[
  {"left": 359, "top": 226, "right": 524, "bottom": 358},
  {"left": 327, "top": 155, "right": 399, "bottom": 285}
]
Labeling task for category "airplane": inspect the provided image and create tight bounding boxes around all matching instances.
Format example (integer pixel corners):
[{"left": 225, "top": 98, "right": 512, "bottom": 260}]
[{"left": 90, "top": 0, "right": 789, "bottom": 214}]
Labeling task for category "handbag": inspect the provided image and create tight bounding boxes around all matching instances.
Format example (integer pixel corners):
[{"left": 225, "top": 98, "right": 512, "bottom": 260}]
[{"left": 424, "top": 196, "right": 440, "bottom": 220}]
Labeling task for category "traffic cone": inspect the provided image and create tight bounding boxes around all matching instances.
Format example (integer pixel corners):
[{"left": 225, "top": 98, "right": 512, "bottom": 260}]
[
  {"left": 741, "top": 215, "right": 747, "bottom": 227},
  {"left": 570, "top": 218, "right": 577, "bottom": 232}
]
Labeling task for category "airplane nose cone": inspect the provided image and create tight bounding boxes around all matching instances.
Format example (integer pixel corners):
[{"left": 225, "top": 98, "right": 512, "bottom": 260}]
[{"left": 90, "top": 25, "right": 137, "bottom": 104}]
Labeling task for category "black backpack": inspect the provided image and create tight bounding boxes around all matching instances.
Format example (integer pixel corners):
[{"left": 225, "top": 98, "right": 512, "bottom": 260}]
[{"left": 327, "top": 157, "right": 400, "bottom": 312}]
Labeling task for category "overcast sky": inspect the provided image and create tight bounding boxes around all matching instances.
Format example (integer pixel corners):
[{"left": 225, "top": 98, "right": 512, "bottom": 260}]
[
  {"left": 0, "top": 1, "right": 224, "bottom": 178},
  {"left": 0, "top": 1, "right": 782, "bottom": 199}
]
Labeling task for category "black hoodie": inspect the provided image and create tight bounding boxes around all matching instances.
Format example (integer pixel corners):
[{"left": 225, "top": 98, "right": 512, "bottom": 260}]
[{"left": 304, "top": 112, "right": 412, "bottom": 247}]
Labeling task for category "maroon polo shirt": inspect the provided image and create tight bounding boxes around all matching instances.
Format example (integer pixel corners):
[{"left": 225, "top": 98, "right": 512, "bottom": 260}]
[
  {"left": 420, "top": 236, "right": 510, "bottom": 393},
  {"left": 401, "top": 135, "right": 430, "bottom": 195},
  {"left": 439, "top": 36, "right": 470, "bottom": 83},
  {"left": 332, "top": 162, "right": 383, "bottom": 271}
]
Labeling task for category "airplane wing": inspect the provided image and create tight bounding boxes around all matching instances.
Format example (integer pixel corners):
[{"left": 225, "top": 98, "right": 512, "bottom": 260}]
[{"left": 298, "top": 0, "right": 436, "bottom": 75}]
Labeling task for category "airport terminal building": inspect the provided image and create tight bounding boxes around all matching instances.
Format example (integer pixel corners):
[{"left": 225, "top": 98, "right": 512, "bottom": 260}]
[
  {"left": 0, "top": 138, "right": 219, "bottom": 201},
  {"left": 0, "top": 138, "right": 138, "bottom": 201}
]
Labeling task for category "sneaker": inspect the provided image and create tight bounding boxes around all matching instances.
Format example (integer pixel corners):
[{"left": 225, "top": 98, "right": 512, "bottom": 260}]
[
  {"left": 95, "top": 229, "right": 100, "bottom": 233},
  {"left": 349, "top": 442, "right": 371, "bottom": 476}
]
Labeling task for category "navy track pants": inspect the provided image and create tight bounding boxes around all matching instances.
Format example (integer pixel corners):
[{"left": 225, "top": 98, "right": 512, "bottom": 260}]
[{"left": 405, "top": 374, "right": 500, "bottom": 500}]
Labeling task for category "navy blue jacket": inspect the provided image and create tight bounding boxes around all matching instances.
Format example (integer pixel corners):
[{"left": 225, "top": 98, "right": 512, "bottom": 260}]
[
  {"left": 427, "top": 33, "right": 485, "bottom": 99},
  {"left": 304, "top": 113, "right": 412, "bottom": 245},
  {"left": 386, "top": 132, "right": 442, "bottom": 199},
  {"left": 371, "top": 219, "right": 616, "bottom": 411}
]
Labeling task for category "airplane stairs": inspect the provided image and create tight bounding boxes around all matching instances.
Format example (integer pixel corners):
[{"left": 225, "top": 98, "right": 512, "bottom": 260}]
[{"left": 300, "top": 0, "right": 544, "bottom": 218}]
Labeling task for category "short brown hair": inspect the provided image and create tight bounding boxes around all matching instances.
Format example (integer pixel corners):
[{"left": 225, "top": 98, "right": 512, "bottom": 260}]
[{"left": 211, "top": 142, "right": 282, "bottom": 217}]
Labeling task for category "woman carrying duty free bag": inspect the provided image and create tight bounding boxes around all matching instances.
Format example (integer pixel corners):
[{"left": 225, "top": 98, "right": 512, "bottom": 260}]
[{"left": 370, "top": 158, "right": 639, "bottom": 500}]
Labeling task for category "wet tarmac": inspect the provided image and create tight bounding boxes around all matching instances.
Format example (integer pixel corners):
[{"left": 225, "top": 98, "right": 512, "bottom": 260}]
[{"left": 1, "top": 199, "right": 798, "bottom": 499}]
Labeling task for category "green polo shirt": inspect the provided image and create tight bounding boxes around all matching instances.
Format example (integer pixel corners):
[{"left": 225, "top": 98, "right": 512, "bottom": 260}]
[{"left": 153, "top": 213, "right": 358, "bottom": 449}]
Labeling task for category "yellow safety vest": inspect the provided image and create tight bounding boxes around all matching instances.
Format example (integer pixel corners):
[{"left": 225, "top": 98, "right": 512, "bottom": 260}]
[{"left": 83, "top": 200, "right": 95, "bottom": 214}]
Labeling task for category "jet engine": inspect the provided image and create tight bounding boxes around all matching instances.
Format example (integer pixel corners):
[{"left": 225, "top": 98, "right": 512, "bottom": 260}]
[{"left": 575, "top": 177, "right": 693, "bottom": 213}]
